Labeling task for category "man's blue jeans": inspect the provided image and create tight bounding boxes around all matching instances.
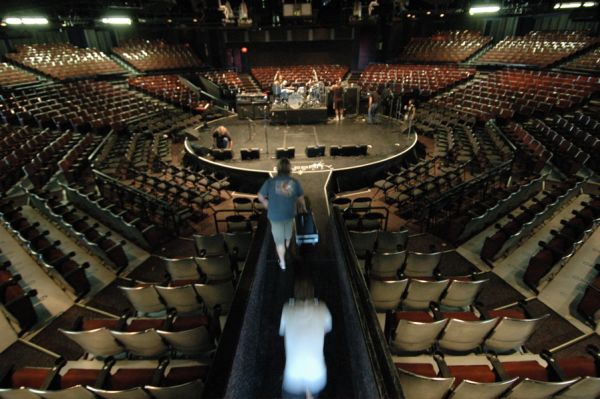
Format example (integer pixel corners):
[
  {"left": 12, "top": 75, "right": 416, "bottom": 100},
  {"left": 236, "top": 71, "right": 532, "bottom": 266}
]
[{"left": 368, "top": 102, "right": 379, "bottom": 124}]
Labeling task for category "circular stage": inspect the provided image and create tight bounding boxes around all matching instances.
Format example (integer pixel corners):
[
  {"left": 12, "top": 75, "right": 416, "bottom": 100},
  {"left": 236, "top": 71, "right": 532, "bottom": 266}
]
[{"left": 187, "top": 115, "right": 417, "bottom": 173}]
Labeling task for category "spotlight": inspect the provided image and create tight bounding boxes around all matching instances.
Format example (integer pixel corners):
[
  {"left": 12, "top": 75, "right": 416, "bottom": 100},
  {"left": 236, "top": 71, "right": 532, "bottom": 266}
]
[
  {"left": 4, "top": 17, "right": 48, "bottom": 25},
  {"left": 101, "top": 17, "right": 132, "bottom": 25},
  {"left": 469, "top": 5, "right": 500, "bottom": 15}
]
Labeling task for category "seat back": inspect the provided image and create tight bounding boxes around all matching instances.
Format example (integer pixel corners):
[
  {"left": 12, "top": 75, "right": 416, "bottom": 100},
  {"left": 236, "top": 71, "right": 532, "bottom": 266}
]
[
  {"left": 371, "top": 251, "right": 407, "bottom": 279},
  {"left": 484, "top": 316, "right": 547, "bottom": 353},
  {"left": 119, "top": 286, "right": 165, "bottom": 315},
  {"left": 555, "top": 376, "right": 600, "bottom": 399},
  {"left": 158, "top": 326, "right": 214, "bottom": 356},
  {"left": 404, "top": 251, "right": 442, "bottom": 277},
  {"left": 440, "top": 279, "right": 488, "bottom": 309},
  {"left": 403, "top": 279, "right": 449, "bottom": 310},
  {"left": 163, "top": 257, "right": 201, "bottom": 281},
  {"left": 377, "top": 230, "right": 409, "bottom": 252},
  {"left": 59, "top": 328, "right": 123, "bottom": 358},
  {"left": 438, "top": 318, "right": 498, "bottom": 353},
  {"left": 0, "top": 388, "right": 42, "bottom": 398},
  {"left": 85, "top": 386, "right": 151, "bottom": 399},
  {"left": 194, "top": 282, "right": 235, "bottom": 315},
  {"left": 448, "top": 378, "right": 517, "bottom": 399},
  {"left": 193, "top": 234, "right": 226, "bottom": 257},
  {"left": 144, "top": 379, "right": 205, "bottom": 399},
  {"left": 392, "top": 318, "right": 447, "bottom": 353},
  {"left": 110, "top": 329, "right": 167, "bottom": 357},
  {"left": 348, "top": 230, "right": 378, "bottom": 259},
  {"left": 194, "top": 255, "right": 233, "bottom": 281},
  {"left": 369, "top": 279, "right": 409, "bottom": 311},
  {"left": 397, "top": 367, "right": 454, "bottom": 399},
  {"left": 30, "top": 385, "right": 95, "bottom": 399},
  {"left": 222, "top": 231, "right": 253, "bottom": 262},
  {"left": 503, "top": 378, "right": 577, "bottom": 399},
  {"left": 155, "top": 285, "right": 203, "bottom": 314}
]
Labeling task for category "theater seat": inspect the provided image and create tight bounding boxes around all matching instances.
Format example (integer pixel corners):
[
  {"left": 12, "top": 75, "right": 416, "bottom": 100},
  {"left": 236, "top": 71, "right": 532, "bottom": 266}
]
[
  {"left": 448, "top": 378, "right": 517, "bottom": 399},
  {"left": 144, "top": 379, "right": 205, "bottom": 399},
  {"left": 85, "top": 386, "right": 151, "bottom": 399},
  {"left": 503, "top": 378, "right": 577, "bottom": 399},
  {"left": 30, "top": 386, "right": 95, "bottom": 399},
  {"left": 484, "top": 315, "right": 548, "bottom": 354},
  {"left": 555, "top": 376, "right": 600, "bottom": 399},
  {"left": 59, "top": 327, "right": 124, "bottom": 358},
  {"left": 397, "top": 367, "right": 454, "bottom": 399},
  {"left": 391, "top": 318, "right": 446, "bottom": 354},
  {"left": 369, "top": 279, "right": 408, "bottom": 311}
]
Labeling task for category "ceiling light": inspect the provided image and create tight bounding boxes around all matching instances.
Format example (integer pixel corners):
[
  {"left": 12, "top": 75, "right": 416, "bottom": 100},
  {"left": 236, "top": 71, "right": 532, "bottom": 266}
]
[
  {"left": 101, "top": 17, "right": 132, "bottom": 25},
  {"left": 469, "top": 5, "right": 501, "bottom": 15},
  {"left": 554, "top": 2, "right": 583, "bottom": 8},
  {"left": 583, "top": 1, "right": 598, "bottom": 6},
  {"left": 426, "top": 11, "right": 431, "bottom": 15},
  {"left": 440, "top": 13, "right": 445, "bottom": 17},
  {"left": 4, "top": 17, "right": 48, "bottom": 25}
]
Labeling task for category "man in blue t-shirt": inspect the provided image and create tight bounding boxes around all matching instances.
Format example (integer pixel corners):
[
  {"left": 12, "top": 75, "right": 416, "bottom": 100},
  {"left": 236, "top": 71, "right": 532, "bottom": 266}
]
[{"left": 258, "top": 158, "right": 307, "bottom": 270}]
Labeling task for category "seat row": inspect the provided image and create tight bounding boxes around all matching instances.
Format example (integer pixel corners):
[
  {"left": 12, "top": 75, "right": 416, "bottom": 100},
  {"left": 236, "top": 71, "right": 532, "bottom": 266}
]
[
  {"left": 481, "top": 177, "right": 584, "bottom": 261},
  {"left": 128, "top": 75, "right": 210, "bottom": 114},
  {"left": 28, "top": 190, "right": 129, "bottom": 273},
  {"left": 0, "top": 201, "right": 91, "bottom": 299},
  {"left": 0, "top": 250, "right": 38, "bottom": 333},
  {"left": 577, "top": 264, "right": 600, "bottom": 328},
  {"left": 0, "top": 358, "right": 208, "bottom": 399},
  {"left": 501, "top": 121, "right": 553, "bottom": 174},
  {"left": 113, "top": 39, "right": 203, "bottom": 72},
  {"left": 563, "top": 46, "right": 600, "bottom": 72},
  {"left": 396, "top": 347, "right": 600, "bottom": 399},
  {"left": 0, "top": 62, "right": 39, "bottom": 87},
  {"left": 58, "top": 132, "right": 102, "bottom": 184},
  {"left": 546, "top": 115, "right": 600, "bottom": 174},
  {"left": 251, "top": 64, "right": 348, "bottom": 90},
  {"left": 399, "top": 30, "right": 492, "bottom": 63},
  {"left": 524, "top": 195, "right": 600, "bottom": 293}
]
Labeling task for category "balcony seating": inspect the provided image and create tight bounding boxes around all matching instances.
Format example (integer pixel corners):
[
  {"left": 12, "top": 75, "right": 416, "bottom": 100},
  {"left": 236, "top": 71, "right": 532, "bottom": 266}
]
[
  {"left": 563, "top": 47, "right": 600, "bottom": 72},
  {"left": 479, "top": 31, "right": 598, "bottom": 68},
  {"left": 6, "top": 43, "right": 124, "bottom": 80},
  {"left": 113, "top": 40, "right": 202, "bottom": 72},
  {"left": 359, "top": 64, "right": 475, "bottom": 96},
  {"left": 0, "top": 62, "right": 39, "bottom": 87},
  {"left": 399, "top": 30, "right": 492, "bottom": 63},
  {"left": 251, "top": 64, "right": 348, "bottom": 91}
]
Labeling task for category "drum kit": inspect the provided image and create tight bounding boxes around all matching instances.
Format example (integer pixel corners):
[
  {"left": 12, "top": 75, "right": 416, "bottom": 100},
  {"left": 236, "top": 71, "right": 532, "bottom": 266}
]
[{"left": 274, "top": 81, "right": 325, "bottom": 109}]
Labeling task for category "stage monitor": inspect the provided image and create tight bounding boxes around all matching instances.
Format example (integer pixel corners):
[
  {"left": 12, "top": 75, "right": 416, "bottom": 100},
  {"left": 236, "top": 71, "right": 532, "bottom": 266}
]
[
  {"left": 306, "top": 145, "right": 325, "bottom": 158},
  {"left": 212, "top": 149, "right": 233, "bottom": 160},
  {"left": 276, "top": 147, "right": 295, "bottom": 159}
]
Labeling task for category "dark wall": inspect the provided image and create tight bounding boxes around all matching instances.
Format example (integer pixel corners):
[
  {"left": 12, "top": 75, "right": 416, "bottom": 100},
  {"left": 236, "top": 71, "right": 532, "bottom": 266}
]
[{"left": 235, "top": 40, "right": 354, "bottom": 67}]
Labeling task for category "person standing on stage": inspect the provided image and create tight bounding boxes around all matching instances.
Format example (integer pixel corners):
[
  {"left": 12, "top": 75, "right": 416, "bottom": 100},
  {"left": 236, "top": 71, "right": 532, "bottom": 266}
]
[
  {"left": 272, "top": 70, "right": 282, "bottom": 102},
  {"left": 257, "top": 158, "right": 307, "bottom": 270},
  {"left": 212, "top": 125, "right": 233, "bottom": 149},
  {"left": 331, "top": 79, "right": 344, "bottom": 122},
  {"left": 404, "top": 99, "right": 417, "bottom": 135},
  {"left": 368, "top": 86, "right": 382, "bottom": 124}
]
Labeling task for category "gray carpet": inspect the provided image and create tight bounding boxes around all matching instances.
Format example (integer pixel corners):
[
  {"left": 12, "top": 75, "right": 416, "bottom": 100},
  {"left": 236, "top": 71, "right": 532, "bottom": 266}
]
[
  {"left": 476, "top": 272, "right": 526, "bottom": 310},
  {"left": 0, "top": 341, "right": 58, "bottom": 369},
  {"left": 554, "top": 333, "right": 600, "bottom": 359},
  {"left": 86, "top": 278, "right": 133, "bottom": 316}
]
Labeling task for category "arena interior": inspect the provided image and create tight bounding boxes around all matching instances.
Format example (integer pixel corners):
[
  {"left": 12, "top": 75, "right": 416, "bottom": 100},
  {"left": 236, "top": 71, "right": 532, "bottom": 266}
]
[{"left": 0, "top": 0, "right": 600, "bottom": 397}]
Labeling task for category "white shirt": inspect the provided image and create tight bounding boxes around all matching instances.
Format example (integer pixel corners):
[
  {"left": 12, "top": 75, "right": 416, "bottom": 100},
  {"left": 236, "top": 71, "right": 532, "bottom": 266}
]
[{"left": 279, "top": 299, "right": 332, "bottom": 395}]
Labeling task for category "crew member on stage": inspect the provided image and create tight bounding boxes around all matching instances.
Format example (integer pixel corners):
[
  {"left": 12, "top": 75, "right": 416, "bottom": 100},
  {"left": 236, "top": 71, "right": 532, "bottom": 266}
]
[
  {"left": 212, "top": 125, "right": 233, "bottom": 149},
  {"left": 331, "top": 78, "right": 344, "bottom": 122},
  {"left": 272, "top": 70, "right": 282, "bottom": 101},
  {"left": 368, "top": 86, "right": 382, "bottom": 124},
  {"left": 404, "top": 99, "right": 417, "bottom": 135}
]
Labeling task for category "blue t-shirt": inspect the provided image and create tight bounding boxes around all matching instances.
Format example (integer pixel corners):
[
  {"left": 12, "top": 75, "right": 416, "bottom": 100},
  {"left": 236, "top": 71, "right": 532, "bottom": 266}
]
[{"left": 259, "top": 175, "right": 304, "bottom": 222}]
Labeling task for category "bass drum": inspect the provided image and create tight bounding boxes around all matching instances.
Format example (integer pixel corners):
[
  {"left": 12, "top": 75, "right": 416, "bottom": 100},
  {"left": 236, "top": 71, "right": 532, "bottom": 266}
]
[{"left": 288, "top": 92, "right": 304, "bottom": 110}]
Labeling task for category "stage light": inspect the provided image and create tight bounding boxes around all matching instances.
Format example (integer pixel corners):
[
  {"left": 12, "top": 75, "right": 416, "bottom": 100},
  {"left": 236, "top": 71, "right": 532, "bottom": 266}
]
[
  {"left": 101, "top": 17, "right": 132, "bottom": 25},
  {"left": 4, "top": 17, "right": 48, "bottom": 25},
  {"left": 241, "top": 47, "right": 248, "bottom": 53},
  {"left": 440, "top": 13, "right": 445, "bottom": 17},
  {"left": 426, "top": 11, "right": 431, "bottom": 15},
  {"left": 553, "top": 2, "right": 583, "bottom": 8},
  {"left": 469, "top": 5, "right": 500, "bottom": 15}
]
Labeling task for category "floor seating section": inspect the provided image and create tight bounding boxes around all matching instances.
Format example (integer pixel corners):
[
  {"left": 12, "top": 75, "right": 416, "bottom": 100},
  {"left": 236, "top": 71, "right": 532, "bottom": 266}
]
[
  {"left": 478, "top": 31, "right": 598, "bottom": 68},
  {"left": 359, "top": 64, "right": 475, "bottom": 96},
  {"left": 481, "top": 177, "right": 584, "bottom": 261},
  {"left": 0, "top": 62, "right": 39, "bottom": 87},
  {"left": 58, "top": 132, "right": 103, "bottom": 184},
  {"left": 113, "top": 39, "right": 203, "bottom": 72},
  {"left": 399, "top": 30, "right": 492, "bottom": 63},
  {"left": 0, "top": 81, "right": 167, "bottom": 134},
  {"left": 201, "top": 70, "right": 260, "bottom": 93},
  {"left": 431, "top": 69, "right": 599, "bottom": 121},
  {"left": 251, "top": 64, "right": 348, "bottom": 91},
  {"left": 523, "top": 195, "right": 600, "bottom": 293},
  {"left": 128, "top": 75, "right": 211, "bottom": 114},
  {"left": 0, "top": 358, "right": 209, "bottom": 398},
  {"left": 562, "top": 46, "right": 600, "bottom": 72},
  {"left": 395, "top": 346, "right": 600, "bottom": 399},
  {"left": 0, "top": 248, "right": 39, "bottom": 333},
  {"left": 577, "top": 264, "right": 600, "bottom": 328},
  {"left": 499, "top": 121, "right": 553, "bottom": 175},
  {"left": 0, "top": 200, "right": 91, "bottom": 299},
  {"left": 6, "top": 43, "right": 124, "bottom": 80}
]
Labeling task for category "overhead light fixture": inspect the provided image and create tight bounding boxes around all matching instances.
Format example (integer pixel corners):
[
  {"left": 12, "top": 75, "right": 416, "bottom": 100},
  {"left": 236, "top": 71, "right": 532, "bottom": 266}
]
[
  {"left": 583, "top": 1, "right": 598, "bottom": 6},
  {"left": 4, "top": 17, "right": 48, "bottom": 25},
  {"left": 440, "top": 13, "right": 445, "bottom": 17},
  {"left": 469, "top": 5, "right": 501, "bottom": 15},
  {"left": 553, "top": 2, "right": 583, "bottom": 8},
  {"left": 101, "top": 17, "right": 132, "bottom": 25},
  {"left": 426, "top": 11, "right": 431, "bottom": 15}
]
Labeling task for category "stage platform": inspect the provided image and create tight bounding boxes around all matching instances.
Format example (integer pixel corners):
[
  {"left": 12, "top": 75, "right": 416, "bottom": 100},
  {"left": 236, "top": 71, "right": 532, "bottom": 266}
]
[
  {"left": 184, "top": 115, "right": 418, "bottom": 193},
  {"left": 269, "top": 106, "right": 328, "bottom": 125}
]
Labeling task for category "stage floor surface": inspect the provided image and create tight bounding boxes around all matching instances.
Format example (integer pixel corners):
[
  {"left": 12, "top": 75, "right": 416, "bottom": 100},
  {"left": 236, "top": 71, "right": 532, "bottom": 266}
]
[{"left": 187, "top": 115, "right": 416, "bottom": 172}]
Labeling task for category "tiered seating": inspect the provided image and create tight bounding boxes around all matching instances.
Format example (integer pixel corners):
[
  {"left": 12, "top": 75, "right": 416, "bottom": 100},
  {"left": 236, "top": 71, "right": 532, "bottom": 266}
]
[
  {"left": 202, "top": 70, "right": 259, "bottom": 93},
  {"left": 523, "top": 119, "right": 590, "bottom": 176},
  {"left": 0, "top": 126, "right": 62, "bottom": 194},
  {"left": 478, "top": 31, "right": 598, "bottom": 68},
  {"left": 523, "top": 195, "right": 599, "bottom": 293},
  {"left": 0, "top": 201, "right": 91, "bottom": 299},
  {"left": 128, "top": 75, "right": 210, "bottom": 113},
  {"left": 500, "top": 121, "right": 553, "bottom": 174},
  {"left": 395, "top": 347, "right": 600, "bottom": 399},
  {"left": 1, "top": 81, "right": 166, "bottom": 134},
  {"left": 251, "top": 64, "right": 348, "bottom": 90},
  {"left": 193, "top": 231, "right": 254, "bottom": 270},
  {"left": 28, "top": 190, "right": 129, "bottom": 273},
  {"left": 0, "top": 62, "right": 39, "bottom": 87},
  {"left": 0, "top": 358, "right": 208, "bottom": 397},
  {"left": 577, "top": 264, "right": 600, "bottom": 328},
  {"left": 399, "top": 30, "right": 492, "bottom": 63},
  {"left": 359, "top": 64, "right": 475, "bottom": 96},
  {"left": 6, "top": 43, "right": 124, "bottom": 80},
  {"left": 113, "top": 39, "right": 202, "bottom": 72},
  {"left": 481, "top": 177, "right": 584, "bottom": 261},
  {"left": 563, "top": 46, "right": 600, "bottom": 72},
  {"left": 0, "top": 248, "right": 38, "bottom": 333},
  {"left": 58, "top": 133, "right": 103, "bottom": 184},
  {"left": 431, "top": 69, "right": 599, "bottom": 121}
]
